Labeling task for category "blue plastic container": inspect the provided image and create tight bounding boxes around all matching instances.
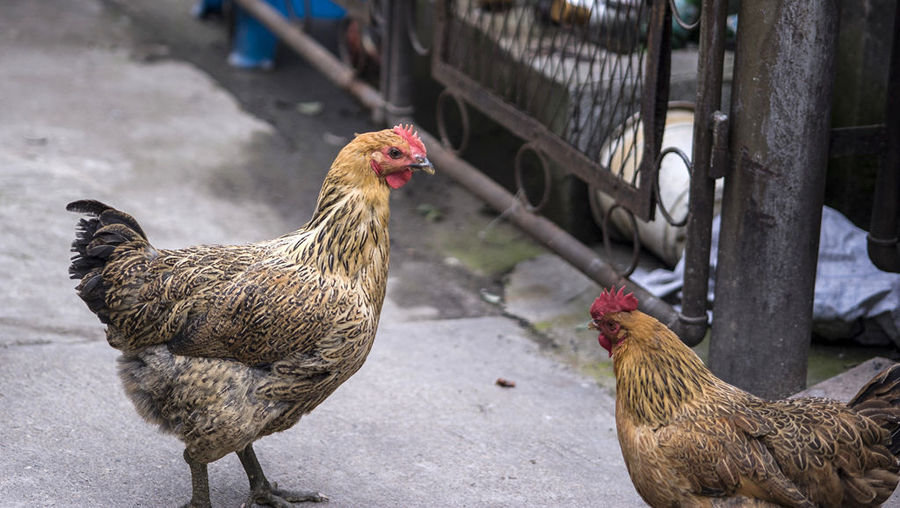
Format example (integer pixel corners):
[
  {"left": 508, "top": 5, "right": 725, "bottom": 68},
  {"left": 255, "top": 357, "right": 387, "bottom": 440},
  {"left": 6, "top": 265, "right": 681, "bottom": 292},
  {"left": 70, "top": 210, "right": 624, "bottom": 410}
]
[{"left": 229, "top": 0, "right": 346, "bottom": 69}]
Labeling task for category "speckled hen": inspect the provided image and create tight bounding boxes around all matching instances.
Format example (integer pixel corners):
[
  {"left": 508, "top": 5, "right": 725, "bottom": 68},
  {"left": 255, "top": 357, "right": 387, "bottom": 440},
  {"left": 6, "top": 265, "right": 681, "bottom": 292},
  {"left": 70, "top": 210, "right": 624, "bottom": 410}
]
[
  {"left": 591, "top": 287, "right": 900, "bottom": 508},
  {"left": 67, "top": 125, "right": 433, "bottom": 507}
]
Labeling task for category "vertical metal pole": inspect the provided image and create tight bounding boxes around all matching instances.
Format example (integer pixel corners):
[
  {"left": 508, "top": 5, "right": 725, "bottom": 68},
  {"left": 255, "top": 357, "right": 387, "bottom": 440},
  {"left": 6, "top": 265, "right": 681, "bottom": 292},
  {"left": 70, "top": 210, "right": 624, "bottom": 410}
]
[
  {"left": 867, "top": 3, "right": 900, "bottom": 272},
  {"left": 380, "top": 0, "right": 416, "bottom": 124},
  {"left": 676, "top": 0, "right": 729, "bottom": 345},
  {"left": 709, "top": 1, "right": 839, "bottom": 399}
]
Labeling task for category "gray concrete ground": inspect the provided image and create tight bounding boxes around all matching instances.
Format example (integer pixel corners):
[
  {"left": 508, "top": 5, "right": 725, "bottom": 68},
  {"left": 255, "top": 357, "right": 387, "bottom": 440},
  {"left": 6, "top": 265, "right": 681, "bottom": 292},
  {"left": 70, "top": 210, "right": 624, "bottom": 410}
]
[{"left": 2, "top": 0, "right": 899, "bottom": 507}]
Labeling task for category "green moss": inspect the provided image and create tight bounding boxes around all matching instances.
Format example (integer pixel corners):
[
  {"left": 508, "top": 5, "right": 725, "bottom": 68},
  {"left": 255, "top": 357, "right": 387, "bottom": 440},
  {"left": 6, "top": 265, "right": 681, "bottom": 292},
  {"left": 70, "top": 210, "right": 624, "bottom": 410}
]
[
  {"left": 806, "top": 342, "right": 895, "bottom": 387},
  {"left": 583, "top": 358, "right": 615, "bottom": 379},
  {"left": 435, "top": 221, "right": 546, "bottom": 277},
  {"left": 532, "top": 320, "right": 554, "bottom": 332},
  {"left": 580, "top": 358, "right": 616, "bottom": 391}
]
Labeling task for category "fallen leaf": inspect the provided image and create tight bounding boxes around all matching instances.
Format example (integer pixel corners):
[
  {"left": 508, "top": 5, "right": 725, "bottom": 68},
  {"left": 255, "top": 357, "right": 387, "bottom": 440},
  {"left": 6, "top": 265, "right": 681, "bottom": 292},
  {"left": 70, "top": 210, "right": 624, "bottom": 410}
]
[{"left": 296, "top": 101, "right": 324, "bottom": 116}]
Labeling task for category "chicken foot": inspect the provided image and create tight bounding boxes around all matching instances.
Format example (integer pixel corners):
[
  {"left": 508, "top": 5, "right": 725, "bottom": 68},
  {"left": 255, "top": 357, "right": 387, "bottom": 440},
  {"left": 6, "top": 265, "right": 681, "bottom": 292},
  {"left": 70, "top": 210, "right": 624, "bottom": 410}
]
[
  {"left": 181, "top": 449, "right": 212, "bottom": 508},
  {"left": 237, "top": 444, "right": 329, "bottom": 507}
]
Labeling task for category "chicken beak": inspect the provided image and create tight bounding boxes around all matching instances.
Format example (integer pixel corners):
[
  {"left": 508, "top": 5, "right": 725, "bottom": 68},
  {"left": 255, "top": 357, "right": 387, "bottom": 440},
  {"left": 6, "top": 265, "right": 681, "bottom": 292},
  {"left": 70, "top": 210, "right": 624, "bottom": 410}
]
[
  {"left": 588, "top": 321, "right": 598, "bottom": 330},
  {"left": 409, "top": 156, "right": 435, "bottom": 175}
]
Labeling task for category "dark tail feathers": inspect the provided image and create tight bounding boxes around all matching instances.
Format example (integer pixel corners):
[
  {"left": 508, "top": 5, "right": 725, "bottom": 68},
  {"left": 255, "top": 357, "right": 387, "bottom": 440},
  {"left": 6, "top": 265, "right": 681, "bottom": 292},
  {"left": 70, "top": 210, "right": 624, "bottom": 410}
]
[
  {"left": 849, "top": 363, "right": 900, "bottom": 456},
  {"left": 67, "top": 200, "right": 149, "bottom": 322}
]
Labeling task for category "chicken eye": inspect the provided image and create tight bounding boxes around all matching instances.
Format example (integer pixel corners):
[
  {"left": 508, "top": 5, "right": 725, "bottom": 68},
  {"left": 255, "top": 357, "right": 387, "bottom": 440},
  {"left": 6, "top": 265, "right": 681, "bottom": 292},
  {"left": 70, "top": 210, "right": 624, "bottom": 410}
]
[{"left": 388, "top": 147, "right": 403, "bottom": 159}]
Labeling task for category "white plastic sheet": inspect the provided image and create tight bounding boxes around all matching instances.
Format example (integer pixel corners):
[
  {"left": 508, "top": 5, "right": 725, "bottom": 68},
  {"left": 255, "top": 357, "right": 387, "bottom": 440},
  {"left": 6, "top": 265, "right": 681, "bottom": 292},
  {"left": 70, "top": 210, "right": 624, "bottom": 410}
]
[{"left": 631, "top": 207, "right": 900, "bottom": 345}]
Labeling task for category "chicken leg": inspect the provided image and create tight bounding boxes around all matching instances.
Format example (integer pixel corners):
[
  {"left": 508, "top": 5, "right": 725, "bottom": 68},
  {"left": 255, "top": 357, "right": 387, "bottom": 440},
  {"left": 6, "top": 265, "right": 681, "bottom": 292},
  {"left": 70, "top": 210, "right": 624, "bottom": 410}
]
[
  {"left": 182, "top": 449, "right": 212, "bottom": 508},
  {"left": 236, "top": 444, "right": 328, "bottom": 507}
]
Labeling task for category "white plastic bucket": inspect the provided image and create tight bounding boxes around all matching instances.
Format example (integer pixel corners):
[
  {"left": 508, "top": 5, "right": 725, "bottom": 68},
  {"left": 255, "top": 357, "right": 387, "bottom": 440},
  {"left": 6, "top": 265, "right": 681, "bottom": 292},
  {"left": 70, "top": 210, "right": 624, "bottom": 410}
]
[{"left": 594, "top": 106, "right": 723, "bottom": 266}]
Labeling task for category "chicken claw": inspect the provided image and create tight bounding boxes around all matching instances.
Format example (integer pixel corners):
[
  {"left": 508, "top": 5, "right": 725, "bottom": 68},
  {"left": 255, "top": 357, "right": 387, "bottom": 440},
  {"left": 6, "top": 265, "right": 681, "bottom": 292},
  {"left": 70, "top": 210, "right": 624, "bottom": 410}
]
[
  {"left": 247, "top": 483, "right": 329, "bottom": 507},
  {"left": 238, "top": 444, "right": 328, "bottom": 506}
]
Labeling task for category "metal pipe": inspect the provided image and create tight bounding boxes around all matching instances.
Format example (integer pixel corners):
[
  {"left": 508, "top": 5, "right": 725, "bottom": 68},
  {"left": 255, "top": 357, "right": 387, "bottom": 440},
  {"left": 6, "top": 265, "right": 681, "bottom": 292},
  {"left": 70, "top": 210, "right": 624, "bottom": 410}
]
[
  {"left": 678, "top": 0, "right": 730, "bottom": 346},
  {"left": 232, "top": 0, "right": 387, "bottom": 117},
  {"left": 867, "top": 3, "right": 900, "bottom": 273},
  {"left": 380, "top": 0, "right": 416, "bottom": 122},
  {"left": 709, "top": 0, "right": 839, "bottom": 399},
  {"left": 418, "top": 131, "right": 680, "bottom": 327},
  {"left": 232, "top": 0, "right": 680, "bottom": 327}
]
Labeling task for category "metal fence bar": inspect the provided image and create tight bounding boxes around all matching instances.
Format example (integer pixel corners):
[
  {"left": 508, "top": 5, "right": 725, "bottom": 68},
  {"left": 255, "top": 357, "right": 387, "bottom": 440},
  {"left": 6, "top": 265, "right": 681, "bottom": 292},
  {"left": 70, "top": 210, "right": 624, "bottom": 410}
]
[
  {"left": 677, "top": 0, "right": 730, "bottom": 346},
  {"left": 867, "top": 3, "right": 900, "bottom": 273}
]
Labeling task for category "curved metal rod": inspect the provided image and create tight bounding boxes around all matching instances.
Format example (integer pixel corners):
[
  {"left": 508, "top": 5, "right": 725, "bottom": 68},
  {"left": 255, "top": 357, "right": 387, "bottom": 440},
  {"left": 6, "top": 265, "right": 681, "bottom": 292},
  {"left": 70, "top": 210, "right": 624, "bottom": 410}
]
[
  {"left": 668, "top": 0, "right": 701, "bottom": 31},
  {"left": 436, "top": 89, "right": 470, "bottom": 155},
  {"left": 602, "top": 204, "right": 641, "bottom": 278},
  {"left": 586, "top": 184, "right": 631, "bottom": 245},
  {"left": 513, "top": 143, "right": 552, "bottom": 213},
  {"left": 653, "top": 146, "right": 692, "bottom": 228},
  {"left": 586, "top": 183, "right": 607, "bottom": 231},
  {"left": 406, "top": 0, "right": 431, "bottom": 56}
]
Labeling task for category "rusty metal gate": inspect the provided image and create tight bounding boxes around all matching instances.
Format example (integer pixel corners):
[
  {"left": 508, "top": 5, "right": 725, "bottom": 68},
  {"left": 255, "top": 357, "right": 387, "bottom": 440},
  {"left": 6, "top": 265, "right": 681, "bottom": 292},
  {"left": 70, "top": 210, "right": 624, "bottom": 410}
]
[
  {"left": 430, "top": 0, "right": 672, "bottom": 222},
  {"left": 231, "top": 0, "right": 716, "bottom": 343},
  {"left": 426, "top": 0, "right": 721, "bottom": 345}
]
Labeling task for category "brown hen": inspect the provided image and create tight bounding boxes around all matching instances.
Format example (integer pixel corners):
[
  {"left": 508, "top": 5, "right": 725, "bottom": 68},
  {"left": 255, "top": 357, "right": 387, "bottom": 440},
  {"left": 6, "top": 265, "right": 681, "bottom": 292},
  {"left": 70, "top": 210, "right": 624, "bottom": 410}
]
[
  {"left": 67, "top": 125, "right": 433, "bottom": 507},
  {"left": 590, "top": 287, "right": 900, "bottom": 508}
]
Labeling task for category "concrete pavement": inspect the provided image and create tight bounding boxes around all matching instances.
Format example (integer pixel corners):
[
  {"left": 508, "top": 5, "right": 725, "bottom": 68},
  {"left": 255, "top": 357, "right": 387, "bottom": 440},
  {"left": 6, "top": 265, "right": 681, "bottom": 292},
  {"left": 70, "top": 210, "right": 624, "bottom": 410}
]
[
  {"left": 0, "top": 0, "right": 642, "bottom": 506},
  {"left": 1, "top": 312, "right": 637, "bottom": 506}
]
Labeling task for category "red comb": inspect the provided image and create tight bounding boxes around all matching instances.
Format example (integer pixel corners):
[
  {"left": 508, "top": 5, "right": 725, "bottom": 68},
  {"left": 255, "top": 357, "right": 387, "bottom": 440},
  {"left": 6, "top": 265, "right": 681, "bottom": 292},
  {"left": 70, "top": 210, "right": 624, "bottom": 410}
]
[
  {"left": 590, "top": 286, "right": 638, "bottom": 319},
  {"left": 392, "top": 124, "right": 426, "bottom": 156}
]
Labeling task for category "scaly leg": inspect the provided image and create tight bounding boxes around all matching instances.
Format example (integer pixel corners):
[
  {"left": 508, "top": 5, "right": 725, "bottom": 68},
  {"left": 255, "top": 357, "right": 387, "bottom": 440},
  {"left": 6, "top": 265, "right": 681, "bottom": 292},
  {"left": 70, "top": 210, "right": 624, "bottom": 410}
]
[
  {"left": 181, "top": 449, "right": 212, "bottom": 508},
  {"left": 236, "top": 443, "right": 328, "bottom": 506}
]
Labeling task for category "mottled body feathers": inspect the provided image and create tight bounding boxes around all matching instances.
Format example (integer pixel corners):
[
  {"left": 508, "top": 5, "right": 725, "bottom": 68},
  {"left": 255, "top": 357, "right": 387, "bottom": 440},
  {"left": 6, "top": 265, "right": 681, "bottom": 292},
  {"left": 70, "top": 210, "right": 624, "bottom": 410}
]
[
  {"left": 68, "top": 128, "right": 430, "bottom": 467},
  {"left": 592, "top": 299, "right": 900, "bottom": 508}
]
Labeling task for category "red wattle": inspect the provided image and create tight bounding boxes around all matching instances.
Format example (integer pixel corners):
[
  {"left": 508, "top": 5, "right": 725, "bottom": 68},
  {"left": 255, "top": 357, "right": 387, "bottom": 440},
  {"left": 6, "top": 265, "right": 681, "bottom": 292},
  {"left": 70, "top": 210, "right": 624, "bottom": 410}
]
[
  {"left": 386, "top": 169, "right": 412, "bottom": 189},
  {"left": 598, "top": 333, "right": 612, "bottom": 357}
]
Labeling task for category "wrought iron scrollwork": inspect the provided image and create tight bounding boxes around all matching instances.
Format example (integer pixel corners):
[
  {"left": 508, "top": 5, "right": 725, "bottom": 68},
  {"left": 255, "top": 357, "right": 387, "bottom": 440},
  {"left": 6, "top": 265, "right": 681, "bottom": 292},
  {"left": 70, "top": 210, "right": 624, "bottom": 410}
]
[
  {"left": 431, "top": 0, "right": 670, "bottom": 221},
  {"left": 652, "top": 146, "right": 693, "bottom": 228},
  {"left": 406, "top": 0, "right": 432, "bottom": 55},
  {"left": 435, "top": 89, "right": 471, "bottom": 155},
  {"left": 513, "top": 143, "right": 551, "bottom": 213},
  {"left": 668, "top": 0, "right": 700, "bottom": 31},
  {"left": 602, "top": 204, "right": 641, "bottom": 278}
]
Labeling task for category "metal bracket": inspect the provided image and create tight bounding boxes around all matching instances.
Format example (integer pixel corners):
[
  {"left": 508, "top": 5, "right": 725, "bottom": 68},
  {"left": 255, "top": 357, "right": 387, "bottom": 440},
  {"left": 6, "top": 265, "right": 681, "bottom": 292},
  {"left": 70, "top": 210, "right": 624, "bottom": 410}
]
[{"left": 709, "top": 110, "right": 729, "bottom": 179}]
